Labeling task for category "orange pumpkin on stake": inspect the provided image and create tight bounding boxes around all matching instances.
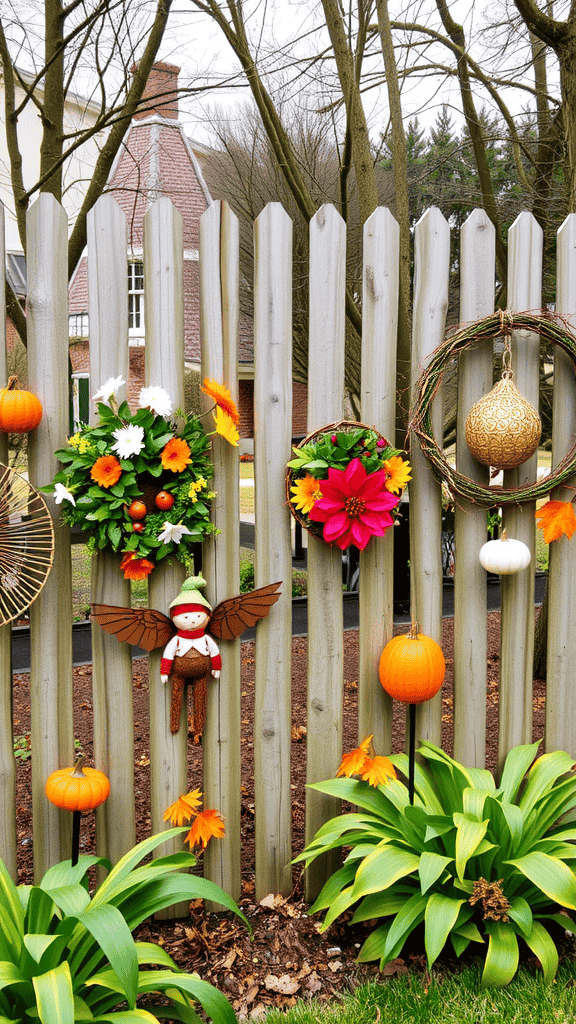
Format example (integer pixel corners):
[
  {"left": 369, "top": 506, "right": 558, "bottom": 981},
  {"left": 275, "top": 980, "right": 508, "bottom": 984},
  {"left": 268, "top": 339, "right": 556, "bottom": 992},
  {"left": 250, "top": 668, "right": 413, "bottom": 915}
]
[
  {"left": 379, "top": 623, "right": 445, "bottom": 704},
  {"left": 45, "top": 755, "right": 110, "bottom": 811},
  {"left": 46, "top": 755, "right": 110, "bottom": 865},
  {"left": 0, "top": 376, "right": 42, "bottom": 433}
]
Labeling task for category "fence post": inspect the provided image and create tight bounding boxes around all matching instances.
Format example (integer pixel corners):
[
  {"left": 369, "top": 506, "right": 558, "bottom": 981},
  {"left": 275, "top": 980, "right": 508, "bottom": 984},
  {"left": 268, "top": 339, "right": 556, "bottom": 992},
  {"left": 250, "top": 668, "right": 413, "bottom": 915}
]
[
  {"left": 200, "top": 201, "right": 242, "bottom": 902},
  {"left": 453, "top": 210, "right": 495, "bottom": 767},
  {"left": 87, "top": 195, "right": 135, "bottom": 865},
  {"left": 253, "top": 203, "right": 293, "bottom": 898},
  {"left": 499, "top": 212, "right": 542, "bottom": 770},
  {"left": 27, "top": 194, "right": 74, "bottom": 878},
  {"left": 358, "top": 207, "right": 399, "bottom": 752},
  {"left": 0, "top": 201, "right": 16, "bottom": 879},
  {"left": 545, "top": 215, "right": 576, "bottom": 756},
  {"left": 143, "top": 198, "right": 188, "bottom": 918},
  {"left": 409, "top": 207, "right": 450, "bottom": 749},
  {"left": 305, "top": 205, "right": 346, "bottom": 901}
]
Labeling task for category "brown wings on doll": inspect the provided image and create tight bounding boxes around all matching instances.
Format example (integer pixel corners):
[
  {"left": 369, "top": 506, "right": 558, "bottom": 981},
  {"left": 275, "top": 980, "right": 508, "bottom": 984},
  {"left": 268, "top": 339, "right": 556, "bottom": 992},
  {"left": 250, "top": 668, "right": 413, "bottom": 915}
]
[
  {"left": 90, "top": 604, "right": 175, "bottom": 651},
  {"left": 90, "top": 581, "right": 282, "bottom": 650},
  {"left": 209, "top": 581, "right": 282, "bottom": 640}
]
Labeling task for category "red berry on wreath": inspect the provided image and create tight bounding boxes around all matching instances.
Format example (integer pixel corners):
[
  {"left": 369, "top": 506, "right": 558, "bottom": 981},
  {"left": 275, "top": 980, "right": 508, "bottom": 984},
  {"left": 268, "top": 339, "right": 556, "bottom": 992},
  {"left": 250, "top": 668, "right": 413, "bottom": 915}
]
[
  {"left": 128, "top": 499, "right": 147, "bottom": 520},
  {"left": 155, "top": 490, "right": 174, "bottom": 511},
  {"left": 132, "top": 522, "right": 145, "bottom": 533}
]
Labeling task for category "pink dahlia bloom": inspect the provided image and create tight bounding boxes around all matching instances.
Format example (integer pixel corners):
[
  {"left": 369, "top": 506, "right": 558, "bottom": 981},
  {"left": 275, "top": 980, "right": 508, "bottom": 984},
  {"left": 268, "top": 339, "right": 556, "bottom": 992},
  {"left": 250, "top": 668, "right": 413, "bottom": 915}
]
[{"left": 308, "top": 457, "right": 400, "bottom": 551}]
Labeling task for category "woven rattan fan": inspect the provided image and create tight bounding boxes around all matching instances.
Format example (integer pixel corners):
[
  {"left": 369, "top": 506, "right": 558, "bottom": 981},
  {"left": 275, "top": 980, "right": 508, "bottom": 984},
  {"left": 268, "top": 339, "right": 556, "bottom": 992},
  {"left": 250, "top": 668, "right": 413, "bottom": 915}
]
[{"left": 0, "top": 463, "right": 54, "bottom": 625}]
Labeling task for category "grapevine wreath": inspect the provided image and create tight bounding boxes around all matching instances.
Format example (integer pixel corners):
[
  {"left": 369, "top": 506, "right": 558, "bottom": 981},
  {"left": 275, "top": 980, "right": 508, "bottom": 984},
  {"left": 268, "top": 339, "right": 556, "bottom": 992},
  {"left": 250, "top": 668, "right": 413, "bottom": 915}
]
[{"left": 409, "top": 310, "right": 576, "bottom": 507}]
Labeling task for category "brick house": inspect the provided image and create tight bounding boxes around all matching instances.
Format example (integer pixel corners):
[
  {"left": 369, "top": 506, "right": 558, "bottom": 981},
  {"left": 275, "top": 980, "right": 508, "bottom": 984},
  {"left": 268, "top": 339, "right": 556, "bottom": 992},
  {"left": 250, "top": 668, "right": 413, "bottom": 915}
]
[{"left": 68, "top": 62, "right": 308, "bottom": 440}]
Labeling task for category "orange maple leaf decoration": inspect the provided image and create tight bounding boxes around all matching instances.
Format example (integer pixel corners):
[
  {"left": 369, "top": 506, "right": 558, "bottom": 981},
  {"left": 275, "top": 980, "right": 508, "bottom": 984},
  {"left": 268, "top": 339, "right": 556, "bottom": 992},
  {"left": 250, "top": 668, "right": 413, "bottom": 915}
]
[
  {"left": 163, "top": 789, "right": 203, "bottom": 827},
  {"left": 534, "top": 500, "right": 576, "bottom": 543},
  {"left": 361, "top": 755, "right": 397, "bottom": 787},
  {"left": 185, "top": 807, "right": 226, "bottom": 849},
  {"left": 337, "top": 734, "right": 373, "bottom": 778}
]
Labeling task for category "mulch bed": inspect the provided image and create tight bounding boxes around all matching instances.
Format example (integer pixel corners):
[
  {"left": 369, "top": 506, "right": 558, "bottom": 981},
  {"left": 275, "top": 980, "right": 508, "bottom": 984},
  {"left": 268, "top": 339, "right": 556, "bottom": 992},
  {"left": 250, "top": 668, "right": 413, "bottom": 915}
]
[{"left": 12, "top": 609, "right": 564, "bottom": 1019}]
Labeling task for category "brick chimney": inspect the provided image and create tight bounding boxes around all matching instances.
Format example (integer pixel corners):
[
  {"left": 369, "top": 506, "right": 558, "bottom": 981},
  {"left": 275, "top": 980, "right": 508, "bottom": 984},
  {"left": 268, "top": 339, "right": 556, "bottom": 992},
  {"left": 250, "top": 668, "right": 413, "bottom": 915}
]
[{"left": 132, "top": 61, "right": 180, "bottom": 120}]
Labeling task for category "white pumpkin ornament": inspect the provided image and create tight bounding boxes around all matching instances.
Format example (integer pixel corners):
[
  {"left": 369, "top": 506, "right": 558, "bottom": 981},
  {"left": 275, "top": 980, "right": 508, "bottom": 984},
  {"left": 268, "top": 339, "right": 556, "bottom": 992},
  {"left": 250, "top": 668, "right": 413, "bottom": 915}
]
[{"left": 479, "top": 529, "right": 531, "bottom": 575}]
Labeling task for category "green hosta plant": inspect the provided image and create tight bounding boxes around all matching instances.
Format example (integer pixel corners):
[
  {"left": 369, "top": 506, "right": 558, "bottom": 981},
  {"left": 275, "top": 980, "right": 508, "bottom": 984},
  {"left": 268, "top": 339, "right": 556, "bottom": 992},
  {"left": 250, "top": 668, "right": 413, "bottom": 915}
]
[
  {"left": 297, "top": 739, "right": 576, "bottom": 987},
  {"left": 0, "top": 827, "right": 246, "bottom": 1023}
]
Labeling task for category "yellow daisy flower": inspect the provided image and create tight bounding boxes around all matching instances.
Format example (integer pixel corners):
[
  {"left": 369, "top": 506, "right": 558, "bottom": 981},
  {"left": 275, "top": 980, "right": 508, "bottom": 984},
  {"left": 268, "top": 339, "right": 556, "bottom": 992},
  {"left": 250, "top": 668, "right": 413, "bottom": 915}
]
[
  {"left": 384, "top": 456, "right": 412, "bottom": 494},
  {"left": 290, "top": 473, "right": 323, "bottom": 514}
]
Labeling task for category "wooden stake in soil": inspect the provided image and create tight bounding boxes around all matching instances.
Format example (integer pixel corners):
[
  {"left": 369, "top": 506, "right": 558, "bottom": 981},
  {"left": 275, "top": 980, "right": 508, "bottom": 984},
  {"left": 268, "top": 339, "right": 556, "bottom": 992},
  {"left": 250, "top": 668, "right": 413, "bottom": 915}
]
[{"left": 408, "top": 703, "right": 417, "bottom": 805}]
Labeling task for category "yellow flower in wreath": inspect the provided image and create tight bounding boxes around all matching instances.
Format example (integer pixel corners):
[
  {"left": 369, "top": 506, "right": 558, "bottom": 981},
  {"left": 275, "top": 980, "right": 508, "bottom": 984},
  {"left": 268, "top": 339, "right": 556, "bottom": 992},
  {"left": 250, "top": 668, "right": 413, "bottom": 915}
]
[{"left": 290, "top": 473, "right": 323, "bottom": 514}]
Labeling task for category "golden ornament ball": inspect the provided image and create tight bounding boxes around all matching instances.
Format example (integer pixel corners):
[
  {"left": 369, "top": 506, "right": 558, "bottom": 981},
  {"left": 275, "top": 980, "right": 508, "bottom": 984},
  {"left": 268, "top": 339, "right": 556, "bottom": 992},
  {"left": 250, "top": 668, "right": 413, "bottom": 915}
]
[{"left": 464, "top": 373, "right": 541, "bottom": 470}]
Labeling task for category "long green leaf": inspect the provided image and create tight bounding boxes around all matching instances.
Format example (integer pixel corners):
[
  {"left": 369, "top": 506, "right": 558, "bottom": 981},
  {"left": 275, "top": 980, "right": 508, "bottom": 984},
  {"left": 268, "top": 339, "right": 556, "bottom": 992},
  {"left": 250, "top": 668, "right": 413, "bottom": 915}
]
[
  {"left": 32, "top": 961, "right": 74, "bottom": 1024},
  {"left": 91, "top": 1012, "right": 159, "bottom": 1023},
  {"left": 356, "top": 922, "right": 391, "bottom": 963},
  {"left": 506, "top": 851, "right": 576, "bottom": 909},
  {"left": 523, "top": 920, "right": 559, "bottom": 983},
  {"left": 453, "top": 813, "right": 489, "bottom": 880},
  {"left": 498, "top": 742, "right": 540, "bottom": 802},
  {"left": 44, "top": 883, "right": 91, "bottom": 918},
  {"left": 418, "top": 851, "right": 453, "bottom": 894},
  {"left": 319, "top": 886, "right": 356, "bottom": 931},
  {"left": 350, "top": 846, "right": 420, "bottom": 901},
  {"left": 389, "top": 753, "right": 444, "bottom": 814},
  {"left": 481, "top": 923, "right": 519, "bottom": 987},
  {"left": 307, "top": 777, "right": 401, "bottom": 819},
  {"left": 309, "top": 862, "right": 358, "bottom": 914},
  {"left": 25, "top": 887, "right": 56, "bottom": 935},
  {"left": 351, "top": 890, "right": 413, "bottom": 923},
  {"left": 508, "top": 896, "right": 532, "bottom": 938},
  {"left": 519, "top": 750, "right": 576, "bottom": 815},
  {"left": 113, "top": 875, "right": 249, "bottom": 931},
  {"left": 383, "top": 893, "right": 427, "bottom": 961},
  {"left": 74, "top": 902, "right": 139, "bottom": 1008},
  {"left": 424, "top": 894, "right": 465, "bottom": 967},
  {"left": 90, "top": 829, "right": 189, "bottom": 905},
  {"left": 137, "top": 970, "right": 237, "bottom": 1024},
  {"left": 0, "top": 961, "right": 27, "bottom": 990}
]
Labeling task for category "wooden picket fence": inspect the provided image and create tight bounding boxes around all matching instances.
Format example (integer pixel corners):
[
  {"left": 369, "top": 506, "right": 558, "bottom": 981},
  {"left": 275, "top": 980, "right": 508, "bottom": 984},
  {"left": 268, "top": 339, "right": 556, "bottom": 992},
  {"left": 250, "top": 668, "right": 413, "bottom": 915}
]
[{"left": 1, "top": 193, "right": 575, "bottom": 912}]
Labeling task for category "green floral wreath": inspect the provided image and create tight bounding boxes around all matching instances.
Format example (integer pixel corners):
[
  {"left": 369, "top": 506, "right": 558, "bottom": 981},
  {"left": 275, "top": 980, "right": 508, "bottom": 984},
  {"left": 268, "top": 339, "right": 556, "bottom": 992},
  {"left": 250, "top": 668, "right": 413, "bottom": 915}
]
[
  {"left": 44, "top": 380, "right": 219, "bottom": 579},
  {"left": 409, "top": 310, "right": 576, "bottom": 508}
]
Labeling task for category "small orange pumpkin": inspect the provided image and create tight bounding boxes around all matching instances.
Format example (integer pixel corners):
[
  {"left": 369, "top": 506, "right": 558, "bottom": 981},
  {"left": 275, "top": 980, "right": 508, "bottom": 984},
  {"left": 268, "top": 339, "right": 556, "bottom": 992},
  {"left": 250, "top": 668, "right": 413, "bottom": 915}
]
[
  {"left": 379, "top": 623, "right": 445, "bottom": 704},
  {"left": 45, "top": 755, "right": 110, "bottom": 812},
  {"left": 0, "top": 376, "right": 42, "bottom": 433}
]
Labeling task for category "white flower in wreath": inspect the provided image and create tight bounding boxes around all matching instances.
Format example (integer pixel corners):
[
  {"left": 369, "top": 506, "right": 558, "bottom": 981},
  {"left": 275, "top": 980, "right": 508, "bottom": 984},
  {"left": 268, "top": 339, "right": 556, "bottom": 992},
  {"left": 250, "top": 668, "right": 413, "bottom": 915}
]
[
  {"left": 158, "top": 521, "right": 193, "bottom": 545},
  {"left": 111, "top": 424, "right": 145, "bottom": 458},
  {"left": 54, "top": 482, "right": 76, "bottom": 506},
  {"left": 138, "top": 386, "right": 173, "bottom": 418},
  {"left": 92, "top": 376, "right": 126, "bottom": 406}
]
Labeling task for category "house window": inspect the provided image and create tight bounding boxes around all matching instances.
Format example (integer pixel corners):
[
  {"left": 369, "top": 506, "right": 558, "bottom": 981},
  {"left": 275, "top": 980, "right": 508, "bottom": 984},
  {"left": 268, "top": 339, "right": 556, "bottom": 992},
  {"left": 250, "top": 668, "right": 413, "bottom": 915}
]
[
  {"left": 128, "top": 260, "right": 144, "bottom": 342},
  {"left": 71, "top": 373, "right": 90, "bottom": 430},
  {"left": 69, "top": 312, "right": 89, "bottom": 338}
]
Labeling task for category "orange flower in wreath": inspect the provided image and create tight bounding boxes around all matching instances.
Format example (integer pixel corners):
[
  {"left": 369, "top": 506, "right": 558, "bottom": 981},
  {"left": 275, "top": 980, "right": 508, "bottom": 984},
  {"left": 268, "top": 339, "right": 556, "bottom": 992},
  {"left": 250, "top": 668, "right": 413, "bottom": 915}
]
[
  {"left": 90, "top": 455, "right": 122, "bottom": 489},
  {"left": 161, "top": 437, "right": 192, "bottom": 473},
  {"left": 120, "top": 551, "right": 154, "bottom": 581}
]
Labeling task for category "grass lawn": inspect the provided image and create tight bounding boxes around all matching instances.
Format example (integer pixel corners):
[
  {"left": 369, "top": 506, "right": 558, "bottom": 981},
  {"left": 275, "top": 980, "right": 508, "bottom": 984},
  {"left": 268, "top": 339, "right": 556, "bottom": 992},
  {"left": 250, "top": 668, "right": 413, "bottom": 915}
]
[{"left": 262, "top": 961, "right": 576, "bottom": 1024}]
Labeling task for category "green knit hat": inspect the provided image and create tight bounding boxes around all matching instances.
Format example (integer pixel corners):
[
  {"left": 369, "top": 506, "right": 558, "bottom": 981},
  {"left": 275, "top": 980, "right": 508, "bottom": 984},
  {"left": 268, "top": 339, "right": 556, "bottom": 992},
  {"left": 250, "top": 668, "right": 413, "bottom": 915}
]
[{"left": 169, "top": 573, "right": 212, "bottom": 613}]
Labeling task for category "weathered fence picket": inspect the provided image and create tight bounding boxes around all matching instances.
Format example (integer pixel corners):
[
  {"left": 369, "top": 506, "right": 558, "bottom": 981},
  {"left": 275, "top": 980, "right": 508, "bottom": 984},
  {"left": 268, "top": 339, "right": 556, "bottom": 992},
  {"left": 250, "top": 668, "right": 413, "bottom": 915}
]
[
  {"left": 88, "top": 195, "right": 135, "bottom": 868},
  {"left": 357, "top": 207, "right": 399, "bottom": 754},
  {"left": 200, "top": 200, "right": 242, "bottom": 903},
  {"left": 304, "top": 205, "right": 346, "bottom": 902},
  {"left": 499, "top": 213, "right": 542, "bottom": 770},
  {"left": 408, "top": 208, "right": 450, "bottom": 750},
  {"left": 546, "top": 214, "right": 576, "bottom": 756},
  {"left": 3, "top": 193, "right": 576, "bottom": 910},
  {"left": 453, "top": 209, "right": 495, "bottom": 769},
  {"left": 253, "top": 202, "right": 293, "bottom": 899},
  {"left": 27, "top": 194, "right": 74, "bottom": 880}
]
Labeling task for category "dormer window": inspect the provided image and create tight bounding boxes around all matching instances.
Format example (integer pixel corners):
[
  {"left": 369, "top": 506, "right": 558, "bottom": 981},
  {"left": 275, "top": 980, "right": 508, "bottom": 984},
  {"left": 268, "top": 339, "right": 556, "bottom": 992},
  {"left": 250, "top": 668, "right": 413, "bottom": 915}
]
[{"left": 128, "top": 260, "right": 144, "bottom": 343}]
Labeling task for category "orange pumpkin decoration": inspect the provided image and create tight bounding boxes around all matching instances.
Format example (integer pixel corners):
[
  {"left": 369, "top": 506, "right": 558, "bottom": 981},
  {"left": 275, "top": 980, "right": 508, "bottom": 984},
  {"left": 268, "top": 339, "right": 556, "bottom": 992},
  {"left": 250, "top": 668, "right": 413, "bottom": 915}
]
[
  {"left": 0, "top": 376, "right": 42, "bottom": 433},
  {"left": 379, "top": 623, "right": 445, "bottom": 704},
  {"left": 45, "top": 755, "right": 110, "bottom": 812}
]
